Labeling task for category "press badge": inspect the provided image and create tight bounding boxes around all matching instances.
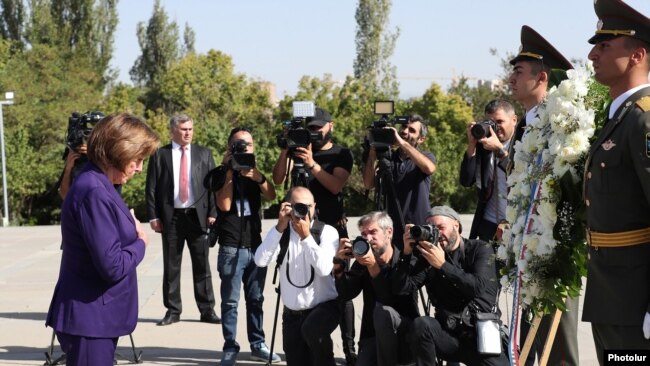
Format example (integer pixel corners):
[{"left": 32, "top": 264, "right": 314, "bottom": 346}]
[{"left": 236, "top": 199, "right": 251, "bottom": 217}]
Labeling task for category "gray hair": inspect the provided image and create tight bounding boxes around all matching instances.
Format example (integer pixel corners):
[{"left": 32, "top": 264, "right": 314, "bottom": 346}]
[
  {"left": 408, "top": 114, "right": 428, "bottom": 138},
  {"left": 169, "top": 114, "right": 192, "bottom": 129},
  {"left": 357, "top": 211, "right": 393, "bottom": 231}
]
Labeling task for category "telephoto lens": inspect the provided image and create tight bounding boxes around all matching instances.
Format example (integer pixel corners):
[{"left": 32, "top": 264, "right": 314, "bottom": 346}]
[
  {"left": 351, "top": 236, "right": 370, "bottom": 256},
  {"left": 292, "top": 203, "right": 310, "bottom": 220}
]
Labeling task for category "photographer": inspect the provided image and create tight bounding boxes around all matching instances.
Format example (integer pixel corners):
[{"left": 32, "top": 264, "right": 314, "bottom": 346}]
[
  {"left": 460, "top": 100, "right": 517, "bottom": 241},
  {"left": 362, "top": 114, "right": 436, "bottom": 250},
  {"left": 334, "top": 211, "right": 418, "bottom": 366},
  {"left": 211, "top": 127, "right": 277, "bottom": 366},
  {"left": 393, "top": 206, "right": 508, "bottom": 366},
  {"left": 58, "top": 143, "right": 87, "bottom": 199},
  {"left": 255, "top": 186, "right": 340, "bottom": 366},
  {"left": 58, "top": 112, "right": 105, "bottom": 199},
  {"left": 272, "top": 107, "right": 357, "bottom": 364}
]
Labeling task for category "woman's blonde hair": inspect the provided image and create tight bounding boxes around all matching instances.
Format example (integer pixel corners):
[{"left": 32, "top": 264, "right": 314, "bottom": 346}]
[{"left": 87, "top": 113, "right": 160, "bottom": 172}]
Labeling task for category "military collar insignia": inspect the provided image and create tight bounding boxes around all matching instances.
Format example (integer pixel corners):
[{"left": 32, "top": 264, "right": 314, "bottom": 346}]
[{"left": 602, "top": 139, "right": 616, "bottom": 151}]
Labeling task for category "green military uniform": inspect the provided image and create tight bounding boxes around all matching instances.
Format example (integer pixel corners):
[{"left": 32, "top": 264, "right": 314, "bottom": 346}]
[
  {"left": 583, "top": 0, "right": 650, "bottom": 363},
  {"left": 509, "top": 26, "right": 579, "bottom": 366}
]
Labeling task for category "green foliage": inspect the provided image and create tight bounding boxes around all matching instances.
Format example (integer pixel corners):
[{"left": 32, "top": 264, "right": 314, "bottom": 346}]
[
  {"left": 408, "top": 83, "right": 474, "bottom": 209},
  {"left": 353, "top": 0, "right": 399, "bottom": 98}
]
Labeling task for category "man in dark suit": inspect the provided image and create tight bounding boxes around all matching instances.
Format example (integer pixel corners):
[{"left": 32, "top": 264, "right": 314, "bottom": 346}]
[
  {"left": 460, "top": 100, "right": 517, "bottom": 242},
  {"left": 507, "top": 26, "right": 579, "bottom": 366},
  {"left": 583, "top": 0, "right": 650, "bottom": 363},
  {"left": 146, "top": 114, "right": 220, "bottom": 326}
]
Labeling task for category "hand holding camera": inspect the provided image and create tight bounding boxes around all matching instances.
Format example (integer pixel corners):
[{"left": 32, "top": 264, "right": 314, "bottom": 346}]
[
  {"left": 276, "top": 202, "right": 293, "bottom": 232},
  {"left": 290, "top": 202, "right": 311, "bottom": 240}
]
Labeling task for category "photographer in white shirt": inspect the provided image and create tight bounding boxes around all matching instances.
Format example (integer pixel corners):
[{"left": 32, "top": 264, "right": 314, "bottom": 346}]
[{"left": 255, "top": 186, "right": 339, "bottom": 366}]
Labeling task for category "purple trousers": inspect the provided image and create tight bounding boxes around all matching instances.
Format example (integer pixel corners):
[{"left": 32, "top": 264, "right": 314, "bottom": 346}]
[{"left": 57, "top": 332, "right": 118, "bottom": 366}]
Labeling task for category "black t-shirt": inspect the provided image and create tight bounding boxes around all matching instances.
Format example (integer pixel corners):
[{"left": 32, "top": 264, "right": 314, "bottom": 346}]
[
  {"left": 214, "top": 166, "right": 263, "bottom": 248},
  {"left": 309, "top": 144, "right": 353, "bottom": 226}
]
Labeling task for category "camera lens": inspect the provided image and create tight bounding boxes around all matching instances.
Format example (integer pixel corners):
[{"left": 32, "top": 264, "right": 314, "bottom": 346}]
[
  {"left": 292, "top": 203, "right": 309, "bottom": 220},
  {"left": 351, "top": 236, "right": 370, "bottom": 256},
  {"left": 470, "top": 123, "right": 490, "bottom": 139}
]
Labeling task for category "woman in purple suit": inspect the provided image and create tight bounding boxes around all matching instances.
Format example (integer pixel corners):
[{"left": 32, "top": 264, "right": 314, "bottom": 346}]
[{"left": 46, "top": 113, "right": 160, "bottom": 366}]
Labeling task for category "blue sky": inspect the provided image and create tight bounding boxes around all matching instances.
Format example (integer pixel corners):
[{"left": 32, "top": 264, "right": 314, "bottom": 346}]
[{"left": 113, "top": 0, "right": 650, "bottom": 99}]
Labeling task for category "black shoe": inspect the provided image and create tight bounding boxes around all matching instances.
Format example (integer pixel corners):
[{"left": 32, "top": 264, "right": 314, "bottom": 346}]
[
  {"left": 345, "top": 352, "right": 357, "bottom": 366},
  {"left": 200, "top": 310, "right": 221, "bottom": 324},
  {"left": 156, "top": 312, "right": 180, "bottom": 326}
]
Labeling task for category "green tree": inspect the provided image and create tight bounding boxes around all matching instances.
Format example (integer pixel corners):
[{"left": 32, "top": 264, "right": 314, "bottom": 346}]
[
  {"left": 408, "top": 83, "right": 475, "bottom": 211},
  {"left": 353, "top": 0, "right": 399, "bottom": 98},
  {"left": 0, "top": 0, "right": 25, "bottom": 44},
  {"left": 0, "top": 43, "right": 104, "bottom": 224},
  {"left": 49, "top": 0, "right": 118, "bottom": 82}
]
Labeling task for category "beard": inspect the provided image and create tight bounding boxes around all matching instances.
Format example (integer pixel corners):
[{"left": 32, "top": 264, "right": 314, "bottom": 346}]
[
  {"left": 443, "top": 231, "right": 458, "bottom": 253},
  {"left": 311, "top": 131, "right": 332, "bottom": 151},
  {"left": 371, "top": 240, "right": 388, "bottom": 257}
]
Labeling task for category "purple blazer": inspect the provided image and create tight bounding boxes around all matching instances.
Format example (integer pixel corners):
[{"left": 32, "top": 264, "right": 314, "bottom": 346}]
[{"left": 46, "top": 162, "right": 146, "bottom": 338}]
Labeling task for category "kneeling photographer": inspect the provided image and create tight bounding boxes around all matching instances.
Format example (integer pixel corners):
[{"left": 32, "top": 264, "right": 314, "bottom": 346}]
[
  {"left": 459, "top": 100, "right": 517, "bottom": 242},
  {"left": 272, "top": 103, "right": 357, "bottom": 364},
  {"left": 393, "top": 206, "right": 508, "bottom": 366},
  {"left": 334, "top": 211, "right": 419, "bottom": 366}
]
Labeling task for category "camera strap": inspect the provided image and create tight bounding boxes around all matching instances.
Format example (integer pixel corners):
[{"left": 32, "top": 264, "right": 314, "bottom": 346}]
[{"left": 277, "top": 220, "right": 325, "bottom": 289}]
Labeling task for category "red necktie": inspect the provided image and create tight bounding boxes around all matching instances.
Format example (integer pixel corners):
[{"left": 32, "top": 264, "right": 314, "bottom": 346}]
[{"left": 179, "top": 146, "right": 189, "bottom": 203}]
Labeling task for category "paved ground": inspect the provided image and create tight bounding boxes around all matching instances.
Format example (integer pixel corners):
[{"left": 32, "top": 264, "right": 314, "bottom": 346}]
[{"left": 0, "top": 215, "right": 598, "bottom": 366}]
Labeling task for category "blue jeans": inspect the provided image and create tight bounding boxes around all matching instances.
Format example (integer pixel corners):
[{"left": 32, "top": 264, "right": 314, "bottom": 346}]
[{"left": 217, "top": 246, "right": 267, "bottom": 352}]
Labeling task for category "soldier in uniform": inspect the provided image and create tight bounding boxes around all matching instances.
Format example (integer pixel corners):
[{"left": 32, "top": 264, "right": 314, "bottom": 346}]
[
  {"left": 583, "top": 0, "right": 650, "bottom": 363},
  {"left": 507, "top": 26, "right": 580, "bottom": 366}
]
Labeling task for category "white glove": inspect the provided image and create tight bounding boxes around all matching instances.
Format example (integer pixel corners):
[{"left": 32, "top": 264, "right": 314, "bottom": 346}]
[{"left": 643, "top": 312, "right": 650, "bottom": 339}]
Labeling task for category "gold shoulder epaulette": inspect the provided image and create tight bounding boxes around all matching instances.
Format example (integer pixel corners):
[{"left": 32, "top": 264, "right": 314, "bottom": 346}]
[{"left": 635, "top": 96, "right": 650, "bottom": 112}]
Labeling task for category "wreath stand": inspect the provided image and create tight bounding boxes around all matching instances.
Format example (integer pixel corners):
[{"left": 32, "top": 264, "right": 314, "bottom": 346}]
[{"left": 518, "top": 306, "right": 563, "bottom": 366}]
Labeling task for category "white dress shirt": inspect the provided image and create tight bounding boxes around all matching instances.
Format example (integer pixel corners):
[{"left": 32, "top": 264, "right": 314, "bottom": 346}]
[
  {"left": 255, "top": 222, "right": 339, "bottom": 311},
  {"left": 172, "top": 141, "right": 194, "bottom": 208}
]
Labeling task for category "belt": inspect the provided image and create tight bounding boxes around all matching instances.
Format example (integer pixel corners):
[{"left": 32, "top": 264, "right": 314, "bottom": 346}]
[
  {"left": 283, "top": 306, "right": 313, "bottom": 317},
  {"left": 587, "top": 227, "right": 650, "bottom": 247},
  {"left": 174, "top": 208, "right": 196, "bottom": 215}
]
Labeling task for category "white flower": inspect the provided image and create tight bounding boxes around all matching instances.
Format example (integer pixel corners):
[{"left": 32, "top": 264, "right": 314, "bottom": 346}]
[{"left": 498, "top": 63, "right": 596, "bottom": 310}]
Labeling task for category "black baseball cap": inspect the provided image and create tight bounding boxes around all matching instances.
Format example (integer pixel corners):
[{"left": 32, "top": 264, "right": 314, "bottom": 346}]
[{"left": 306, "top": 107, "right": 332, "bottom": 127}]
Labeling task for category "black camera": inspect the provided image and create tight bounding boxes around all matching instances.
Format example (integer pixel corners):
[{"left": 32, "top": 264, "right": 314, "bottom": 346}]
[
  {"left": 230, "top": 139, "right": 255, "bottom": 171},
  {"left": 470, "top": 120, "right": 497, "bottom": 139},
  {"left": 409, "top": 224, "right": 440, "bottom": 244},
  {"left": 291, "top": 202, "right": 310, "bottom": 220},
  {"left": 276, "top": 102, "right": 323, "bottom": 163},
  {"left": 351, "top": 236, "right": 371, "bottom": 256},
  {"left": 368, "top": 101, "right": 409, "bottom": 152},
  {"left": 66, "top": 111, "right": 103, "bottom": 150}
]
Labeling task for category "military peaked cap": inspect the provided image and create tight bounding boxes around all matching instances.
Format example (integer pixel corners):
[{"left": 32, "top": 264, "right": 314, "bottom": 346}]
[
  {"left": 509, "top": 25, "right": 573, "bottom": 71},
  {"left": 589, "top": 0, "right": 650, "bottom": 44}
]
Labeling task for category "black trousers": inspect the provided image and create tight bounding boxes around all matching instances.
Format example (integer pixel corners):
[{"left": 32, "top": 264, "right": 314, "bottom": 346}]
[
  {"left": 282, "top": 299, "right": 340, "bottom": 366},
  {"left": 409, "top": 316, "right": 509, "bottom": 366},
  {"left": 591, "top": 323, "right": 650, "bottom": 365},
  {"left": 161, "top": 208, "right": 215, "bottom": 314}
]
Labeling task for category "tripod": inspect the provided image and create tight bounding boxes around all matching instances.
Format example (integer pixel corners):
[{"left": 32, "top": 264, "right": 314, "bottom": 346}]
[
  {"left": 44, "top": 330, "right": 143, "bottom": 365},
  {"left": 266, "top": 154, "right": 313, "bottom": 366},
  {"left": 373, "top": 148, "right": 430, "bottom": 315}
]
